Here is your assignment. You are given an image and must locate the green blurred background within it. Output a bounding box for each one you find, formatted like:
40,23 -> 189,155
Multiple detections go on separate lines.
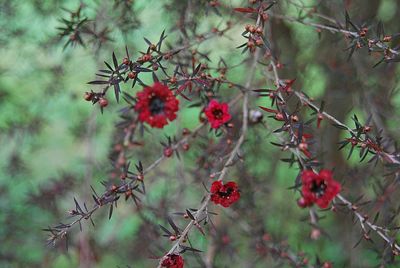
1,0 -> 400,267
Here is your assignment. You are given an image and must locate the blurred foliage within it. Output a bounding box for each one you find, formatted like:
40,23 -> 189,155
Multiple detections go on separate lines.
1,0 -> 400,267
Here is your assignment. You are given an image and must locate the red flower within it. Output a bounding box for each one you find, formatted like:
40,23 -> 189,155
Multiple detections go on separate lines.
299,169 -> 341,209
205,99 -> 231,129
135,82 -> 179,128
161,254 -> 184,268
210,181 -> 240,207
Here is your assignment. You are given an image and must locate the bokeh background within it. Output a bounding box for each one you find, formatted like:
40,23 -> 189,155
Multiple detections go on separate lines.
1,0 -> 400,267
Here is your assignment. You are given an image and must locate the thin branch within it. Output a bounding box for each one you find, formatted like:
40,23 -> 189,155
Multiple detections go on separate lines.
156,12 -> 263,268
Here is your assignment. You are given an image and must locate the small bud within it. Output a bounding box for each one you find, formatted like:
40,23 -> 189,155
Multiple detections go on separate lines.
222,235 -> 230,244
99,97 -> 108,107
122,57 -> 130,65
359,27 -> 368,37
262,233 -> 271,241
182,128 -> 191,135
68,210 -> 78,215
363,125 -> 371,132
182,143 -> 190,151
275,113 -> 284,121
361,142 -> 367,148
209,0 -> 218,7
310,228 -> 321,240
291,115 -> 299,122
142,54 -> 152,62
170,77 -> 177,84
383,35 -> 392,42
249,25 -> 256,33
350,139 -> 358,146
317,113 -> 324,128
262,13 -> 269,21
125,189 -> 132,198
114,144 -> 123,152
247,40 -> 255,48
298,142 -> 308,151
128,72 -> 137,79
84,92 -> 93,101
322,262 -> 332,268
297,197 -> 308,208
164,53 -> 172,60
255,39 -> 264,46
163,147 -> 173,157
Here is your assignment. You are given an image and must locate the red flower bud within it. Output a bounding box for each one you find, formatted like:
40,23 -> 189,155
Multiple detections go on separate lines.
122,57 -> 130,65
84,92 -> 93,101
99,97 -> 108,107
182,143 -> 190,151
275,113 -> 284,121
128,72 -> 137,79
163,147 -> 173,158
297,197 -> 308,208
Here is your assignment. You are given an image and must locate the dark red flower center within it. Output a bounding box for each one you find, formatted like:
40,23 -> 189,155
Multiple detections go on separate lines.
218,187 -> 233,197
310,181 -> 327,198
149,97 -> 165,115
212,108 -> 223,119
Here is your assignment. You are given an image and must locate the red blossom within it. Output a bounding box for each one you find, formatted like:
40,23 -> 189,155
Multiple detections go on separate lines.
299,169 -> 341,209
205,99 -> 231,129
161,254 -> 184,268
135,82 -> 179,128
210,180 -> 240,207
